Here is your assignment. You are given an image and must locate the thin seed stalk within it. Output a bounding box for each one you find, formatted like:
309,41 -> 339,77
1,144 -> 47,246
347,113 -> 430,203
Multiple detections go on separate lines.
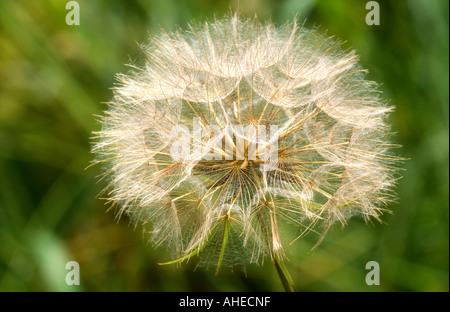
273,254 -> 297,292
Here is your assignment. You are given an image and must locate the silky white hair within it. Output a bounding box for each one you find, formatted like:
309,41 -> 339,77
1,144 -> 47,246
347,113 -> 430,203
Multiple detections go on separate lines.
92,15 -> 400,272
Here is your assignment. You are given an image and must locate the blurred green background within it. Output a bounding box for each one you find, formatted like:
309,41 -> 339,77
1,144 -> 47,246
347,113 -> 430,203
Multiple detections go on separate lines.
0,0 -> 448,292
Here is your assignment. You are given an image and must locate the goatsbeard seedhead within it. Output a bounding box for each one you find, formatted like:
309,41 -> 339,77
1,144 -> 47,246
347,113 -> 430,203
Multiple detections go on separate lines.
92,15 -> 401,274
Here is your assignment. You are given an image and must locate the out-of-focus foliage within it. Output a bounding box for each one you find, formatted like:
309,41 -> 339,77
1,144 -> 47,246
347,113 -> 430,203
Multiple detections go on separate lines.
0,0 -> 448,291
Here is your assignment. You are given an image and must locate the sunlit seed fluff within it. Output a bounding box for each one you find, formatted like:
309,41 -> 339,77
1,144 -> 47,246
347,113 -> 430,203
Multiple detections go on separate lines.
92,15 -> 400,273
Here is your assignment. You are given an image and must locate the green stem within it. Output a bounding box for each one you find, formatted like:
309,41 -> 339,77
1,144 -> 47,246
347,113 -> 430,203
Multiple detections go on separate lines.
273,255 -> 297,292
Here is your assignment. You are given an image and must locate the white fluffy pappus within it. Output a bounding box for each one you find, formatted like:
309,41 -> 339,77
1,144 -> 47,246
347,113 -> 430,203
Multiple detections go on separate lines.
92,15 -> 401,274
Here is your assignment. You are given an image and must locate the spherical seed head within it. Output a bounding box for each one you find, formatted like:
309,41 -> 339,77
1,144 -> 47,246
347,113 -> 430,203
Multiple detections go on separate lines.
92,15 -> 400,271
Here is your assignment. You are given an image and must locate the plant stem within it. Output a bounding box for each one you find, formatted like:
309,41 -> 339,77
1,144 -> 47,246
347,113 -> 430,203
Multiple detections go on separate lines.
273,255 -> 297,292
